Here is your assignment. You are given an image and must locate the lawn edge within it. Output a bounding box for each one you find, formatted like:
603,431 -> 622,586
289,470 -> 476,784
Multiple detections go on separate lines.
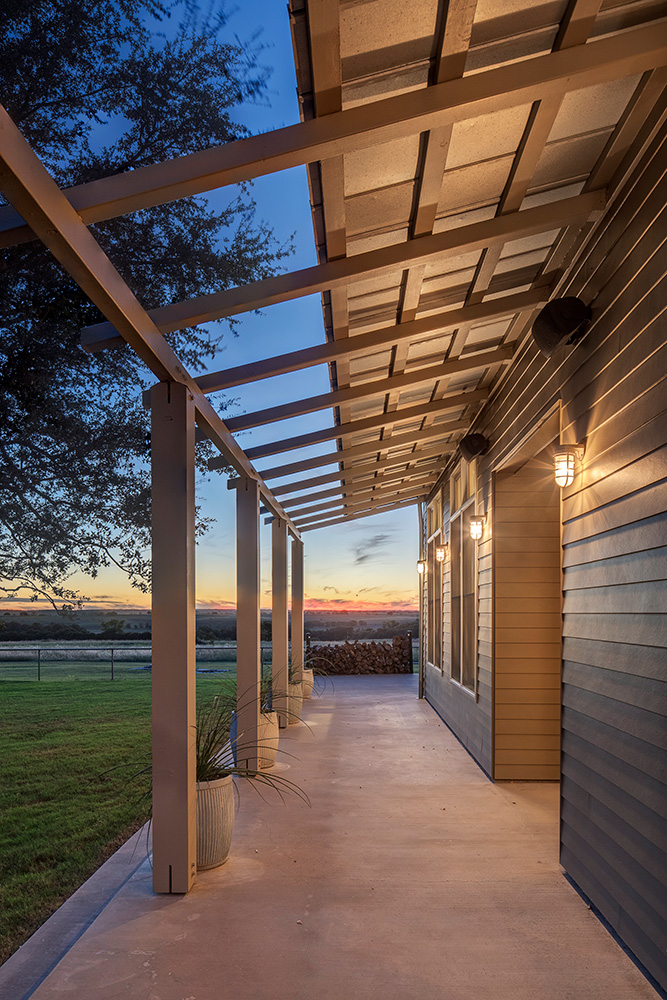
0,823 -> 151,1000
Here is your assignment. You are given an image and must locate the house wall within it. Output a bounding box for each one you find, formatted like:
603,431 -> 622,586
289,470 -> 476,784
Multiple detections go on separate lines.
423,124 -> 667,987
423,493 -> 494,778
493,454 -> 562,780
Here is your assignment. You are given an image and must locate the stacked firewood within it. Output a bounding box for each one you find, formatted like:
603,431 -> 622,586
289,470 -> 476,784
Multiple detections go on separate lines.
307,635 -> 413,674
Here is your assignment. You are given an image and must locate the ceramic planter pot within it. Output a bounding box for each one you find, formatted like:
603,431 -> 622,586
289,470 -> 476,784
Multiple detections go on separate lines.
302,668 -> 314,699
230,710 -> 279,768
288,681 -> 303,724
258,710 -> 279,768
196,774 -> 234,870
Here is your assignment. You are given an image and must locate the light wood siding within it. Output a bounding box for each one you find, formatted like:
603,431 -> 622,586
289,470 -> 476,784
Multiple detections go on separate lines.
424,487 -> 493,777
493,459 -> 561,780
462,124 -> 666,987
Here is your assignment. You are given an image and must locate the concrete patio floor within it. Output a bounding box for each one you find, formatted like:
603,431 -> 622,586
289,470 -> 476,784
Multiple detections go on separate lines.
2,675 -> 658,1000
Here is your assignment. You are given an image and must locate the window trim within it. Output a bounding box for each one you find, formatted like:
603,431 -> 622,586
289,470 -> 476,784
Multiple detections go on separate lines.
449,493 -> 479,700
425,492 -> 444,673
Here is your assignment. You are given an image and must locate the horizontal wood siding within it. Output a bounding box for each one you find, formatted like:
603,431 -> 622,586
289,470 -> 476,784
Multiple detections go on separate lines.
493,458 -> 562,779
466,124 -> 667,988
424,491 -> 493,777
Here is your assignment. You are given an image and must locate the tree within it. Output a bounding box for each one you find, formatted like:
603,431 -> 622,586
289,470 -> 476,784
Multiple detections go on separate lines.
0,0 -> 292,608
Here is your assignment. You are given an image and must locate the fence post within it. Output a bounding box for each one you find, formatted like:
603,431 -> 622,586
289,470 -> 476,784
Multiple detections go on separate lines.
37,648 -> 41,681
406,631 -> 412,672
110,647 -> 114,681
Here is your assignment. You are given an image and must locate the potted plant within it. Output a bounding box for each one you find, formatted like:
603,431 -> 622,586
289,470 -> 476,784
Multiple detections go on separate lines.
288,669 -> 303,725
196,692 -> 307,870
230,674 -> 280,769
301,666 -> 314,700
257,672 -> 279,768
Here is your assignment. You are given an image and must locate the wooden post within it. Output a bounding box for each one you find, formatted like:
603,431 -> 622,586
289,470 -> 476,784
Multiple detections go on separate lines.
151,382 -> 196,894
291,537 -> 305,680
272,518 -> 289,728
236,478 -> 260,770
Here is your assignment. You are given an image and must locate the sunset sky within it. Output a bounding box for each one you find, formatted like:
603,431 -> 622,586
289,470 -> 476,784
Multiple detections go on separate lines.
10,0 -> 419,613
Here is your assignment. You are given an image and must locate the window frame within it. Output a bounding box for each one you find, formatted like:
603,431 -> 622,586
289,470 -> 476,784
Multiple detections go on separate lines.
425,493 -> 444,673
449,463 -> 479,699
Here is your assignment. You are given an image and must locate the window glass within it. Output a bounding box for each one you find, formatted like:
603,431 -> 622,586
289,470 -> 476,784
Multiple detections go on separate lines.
450,515 -> 461,681
449,488 -> 477,695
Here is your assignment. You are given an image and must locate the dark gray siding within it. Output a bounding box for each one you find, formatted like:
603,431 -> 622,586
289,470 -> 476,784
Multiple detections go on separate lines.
556,126 -> 667,989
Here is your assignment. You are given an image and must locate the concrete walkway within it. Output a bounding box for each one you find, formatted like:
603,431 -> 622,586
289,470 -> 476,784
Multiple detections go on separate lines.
2,676 -> 658,999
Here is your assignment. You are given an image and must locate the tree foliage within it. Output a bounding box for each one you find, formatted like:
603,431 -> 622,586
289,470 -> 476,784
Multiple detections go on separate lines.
0,0 -> 292,607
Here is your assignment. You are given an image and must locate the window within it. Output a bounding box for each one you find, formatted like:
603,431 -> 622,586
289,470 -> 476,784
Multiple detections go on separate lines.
426,494 -> 443,671
449,463 -> 477,694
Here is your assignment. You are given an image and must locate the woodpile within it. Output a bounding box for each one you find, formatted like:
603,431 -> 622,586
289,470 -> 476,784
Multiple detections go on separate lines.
307,635 -> 413,674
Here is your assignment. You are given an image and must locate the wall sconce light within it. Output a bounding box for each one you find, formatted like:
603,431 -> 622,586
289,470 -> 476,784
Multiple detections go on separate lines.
435,545 -> 447,563
553,444 -> 584,487
469,515 -> 485,540
417,560 -> 426,575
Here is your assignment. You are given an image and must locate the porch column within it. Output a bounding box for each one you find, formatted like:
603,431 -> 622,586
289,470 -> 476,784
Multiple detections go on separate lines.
151,381 -> 196,894
291,537 -> 305,680
272,518 -> 289,728
236,477 -> 260,770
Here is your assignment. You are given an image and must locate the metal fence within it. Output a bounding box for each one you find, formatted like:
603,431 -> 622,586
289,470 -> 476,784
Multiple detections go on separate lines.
0,638 -> 418,681
0,644 -> 258,681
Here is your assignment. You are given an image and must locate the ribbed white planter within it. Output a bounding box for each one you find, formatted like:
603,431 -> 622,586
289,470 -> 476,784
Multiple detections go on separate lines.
302,668 -> 314,700
258,710 -> 279,768
196,774 -> 234,871
288,681 -> 303,724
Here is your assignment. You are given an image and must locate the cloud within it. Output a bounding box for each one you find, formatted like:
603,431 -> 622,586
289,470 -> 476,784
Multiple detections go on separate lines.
352,532 -> 393,565
195,598 -> 237,610
322,586 -> 340,594
355,586 -> 378,597
304,596 -> 418,612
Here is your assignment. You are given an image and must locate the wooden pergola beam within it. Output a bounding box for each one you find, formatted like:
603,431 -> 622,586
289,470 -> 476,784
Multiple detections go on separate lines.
193,288 -> 544,393
0,104 -> 301,540
231,423 -> 464,482
2,21 -> 664,250
290,485 -> 429,527
244,389 -> 487,461
267,443 -> 455,495
272,469 -> 438,519
267,458 -> 443,509
81,191 -> 604,347
299,497 -> 424,532
225,346 -> 511,432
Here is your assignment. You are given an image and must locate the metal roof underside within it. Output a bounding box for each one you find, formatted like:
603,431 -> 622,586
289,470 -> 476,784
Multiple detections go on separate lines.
280,0 -> 667,531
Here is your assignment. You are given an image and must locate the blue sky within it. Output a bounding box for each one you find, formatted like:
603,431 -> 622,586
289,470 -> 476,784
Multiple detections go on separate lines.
68,0 -> 420,611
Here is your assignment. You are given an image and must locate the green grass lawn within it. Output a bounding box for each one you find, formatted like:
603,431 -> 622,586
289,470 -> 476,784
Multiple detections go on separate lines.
0,673 -> 231,965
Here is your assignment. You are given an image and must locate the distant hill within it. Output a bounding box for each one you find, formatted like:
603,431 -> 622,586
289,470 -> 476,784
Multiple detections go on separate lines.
0,608 -> 418,642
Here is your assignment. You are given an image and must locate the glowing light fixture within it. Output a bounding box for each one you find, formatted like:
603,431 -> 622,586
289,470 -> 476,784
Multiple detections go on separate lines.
417,560 -> 426,575
553,444 -> 584,487
469,515 -> 485,540
435,545 -> 446,563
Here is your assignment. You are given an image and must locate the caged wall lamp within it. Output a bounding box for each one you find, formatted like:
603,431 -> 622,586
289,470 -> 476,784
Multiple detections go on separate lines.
469,515 -> 485,540
435,544 -> 447,563
554,444 -> 584,487
417,559 -> 426,575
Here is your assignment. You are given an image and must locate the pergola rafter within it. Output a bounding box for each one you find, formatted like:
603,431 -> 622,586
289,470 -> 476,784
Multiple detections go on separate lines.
225,346 -> 510,431
265,459 -> 444,510
269,470 -> 439,520
190,289 -> 544,393
243,390 -> 487,462
80,191 -> 603,348
298,497 -> 425,532
264,445 -> 454,495
1,18 -> 663,251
